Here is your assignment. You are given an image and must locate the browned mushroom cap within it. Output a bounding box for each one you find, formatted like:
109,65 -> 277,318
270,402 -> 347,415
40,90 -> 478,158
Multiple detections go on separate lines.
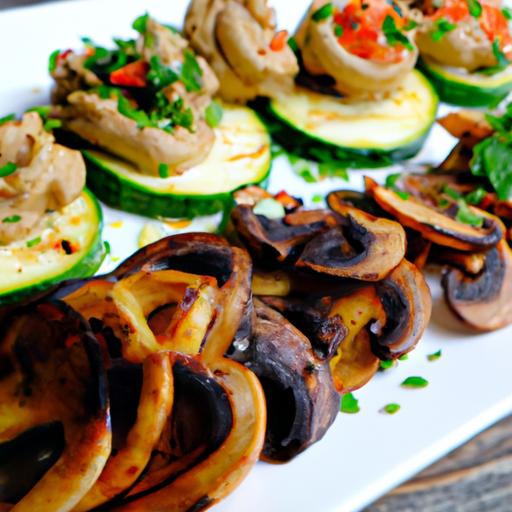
0,300 -> 111,510
231,299 -> 339,462
438,110 -> 493,148
442,240 -> 512,331
297,200 -> 406,281
431,247 -> 486,275
371,259 -> 432,359
231,204 -> 339,263
366,177 -> 504,251
326,189 -> 387,217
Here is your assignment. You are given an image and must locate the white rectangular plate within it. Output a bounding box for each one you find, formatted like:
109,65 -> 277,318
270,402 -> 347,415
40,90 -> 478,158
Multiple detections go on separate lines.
1,1 -> 512,511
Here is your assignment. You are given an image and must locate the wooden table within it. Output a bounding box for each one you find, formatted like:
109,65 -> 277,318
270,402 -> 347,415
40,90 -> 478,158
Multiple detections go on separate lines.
1,1 -> 510,510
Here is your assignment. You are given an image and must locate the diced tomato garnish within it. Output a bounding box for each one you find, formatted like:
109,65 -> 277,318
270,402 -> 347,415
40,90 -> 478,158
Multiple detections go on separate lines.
270,30 -> 289,52
110,60 -> 149,88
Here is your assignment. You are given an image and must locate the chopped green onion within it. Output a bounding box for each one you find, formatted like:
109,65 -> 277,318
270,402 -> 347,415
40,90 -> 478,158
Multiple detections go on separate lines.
48,49 -> 60,72
26,236 -> 42,248
0,162 -> 18,178
502,7 -> 512,20
288,36 -> 299,52
427,350 -> 442,362
2,215 -> 21,224
431,18 -> 457,42
466,0 -> 482,18
401,376 -> 429,388
403,19 -> 418,31
465,187 -> 487,205
335,25 -> 344,37
385,173 -> 409,200
382,403 -> 401,414
380,360 -> 394,370
104,240 -> 111,255
181,50 -> 203,92
312,194 -> 323,203
456,199 -> 484,228
479,39 -> 510,75
312,3 -> 334,22
398,354 -> 409,361
43,119 -> 62,132
340,392 -> 360,414
0,113 -> 15,126
443,185 -> 462,200
158,163 -> 170,178
253,198 -> 286,219
383,15 -> 414,51
205,101 -> 223,128
27,105 -> 52,120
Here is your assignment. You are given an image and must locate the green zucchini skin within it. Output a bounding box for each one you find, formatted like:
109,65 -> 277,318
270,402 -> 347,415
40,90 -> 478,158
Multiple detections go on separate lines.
0,190 -> 105,306
418,58 -> 512,107
261,70 -> 438,168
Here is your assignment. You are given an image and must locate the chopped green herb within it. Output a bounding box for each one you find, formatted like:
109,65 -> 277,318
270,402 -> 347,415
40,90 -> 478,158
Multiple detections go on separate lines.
2,215 -> 21,224
431,18 -> 457,42
479,39 -> 510,75
147,55 -> 179,89
335,25 -> 344,37
144,31 -> 155,49
456,199 -> 484,227
380,360 -> 394,370
27,105 -> 52,120
205,101 -> 223,128
117,95 -> 151,128
132,12 -> 149,34
26,236 -> 42,248
427,349 -> 442,362
48,49 -> 60,73
398,354 -> 409,361
340,392 -> 360,414
443,185 -> 462,200
0,113 -> 15,125
382,403 -> 401,414
253,198 -> 286,219
502,7 -> 512,20
312,3 -> 334,22
312,194 -> 323,203
385,173 -> 409,199
288,36 -> 299,53
0,162 -> 18,178
466,0 -> 482,18
382,15 -> 414,51
401,376 -> 429,388
180,50 -> 203,92
104,240 -> 111,255
300,168 -> 317,183
158,163 -> 170,178
43,119 -> 62,132
465,187 -> 487,205
403,19 -> 418,31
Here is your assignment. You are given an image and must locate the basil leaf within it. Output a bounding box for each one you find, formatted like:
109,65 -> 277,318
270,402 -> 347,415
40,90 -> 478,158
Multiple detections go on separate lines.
383,15 -> 414,51
312,3 -> 334,22
340,392 -> 360,414
0,162 -> 18,177
205,101 -> 223,128
401,376 -> 429,388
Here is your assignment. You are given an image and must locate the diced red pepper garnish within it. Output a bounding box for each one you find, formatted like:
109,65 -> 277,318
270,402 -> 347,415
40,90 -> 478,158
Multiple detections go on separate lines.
110,60 -> 149,88
270,30 -> 289,52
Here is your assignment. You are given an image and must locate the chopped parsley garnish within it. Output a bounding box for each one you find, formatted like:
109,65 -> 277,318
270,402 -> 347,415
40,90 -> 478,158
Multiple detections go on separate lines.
312,194 -> 323,203
456,199 -> 484,227
0,113 -> 15,125
27,105 -> 52,120
382,403 -> 401,414
380,359 -> 394,370
401,376 -> 429,388
180,50 -> 203,92
117,95 -> 152,129
431,18 -> 457,42
478,39 -> 510,76
312,3 -> 334,22
398,354 -> 409,361
288,36 -> 299,52
335,25 -> 344,37
427,350 -> 442,362
403,19 -> 418,31
26,236 -> 42,248
340,392 -> 360,414
205,101 -> 223,128
0,162 -> 18,178
443,185 -> 462,201
466,0 -> 482,18
158,163 -> 170,178
43,119 -> 62,132
502,7 -> 512,20
382,15 -> 414,51
2,215 -> 21,223
48,49 -> 60,72
465,187 -> 487,205
385,172 -> 410,200
132,12 -> 149,34
104,240 -> 111,255
147,55 -> 179,89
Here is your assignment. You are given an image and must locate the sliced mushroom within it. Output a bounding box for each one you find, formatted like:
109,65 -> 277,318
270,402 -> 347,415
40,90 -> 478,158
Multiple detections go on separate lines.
366,177 -> 504,251
231,204 -> 339,263
232,299 -> 339,462
297,201 -> 406,281
442,240 -> 512,331
438,110 -> 493,148
327,189 -> 387,217
432,247 -> 487,275
0,300 -> 111,511
371,259 -> 432,359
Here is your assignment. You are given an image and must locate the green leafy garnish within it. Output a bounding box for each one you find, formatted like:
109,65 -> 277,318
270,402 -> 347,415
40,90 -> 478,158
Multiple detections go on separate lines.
380,360 -> 394,370
27,105 -> 52,121
180,50 -> 203,92
0,113 -> 15,125
117,95 -> 151,128
26,236 -> 42,248
147,55 -> 179,89
443,185 -> 462,201
427,350 -> 442,362
312,3 -> 334,22
502,7 -> 512,20
104,240 -> 111,255
132,13 -> 149,34
465,187 -> 487,205
401,376 -> 429,388
340,392 -> 360,414
253,198 -> 286,219
43,119 -> 62,132
382,15 -> 414,51
2,215 -> 21,223
466,0 -> 482,18
478,39 -> 510,75
287,36 -> 299,53
456,199 -> 484,227
48,49 -> 60,72
398,354 -> 409,361
382,403 -> 401,414
205,101 -> 223,128
0,162 -> 18,178
431,18 -> 457,42
158,163 -> 170,178
318,161 -> 349,181
403,19 -> 418,31
312,194 -> 323,203
334,25 -> 344,37
385,172 -> 410,200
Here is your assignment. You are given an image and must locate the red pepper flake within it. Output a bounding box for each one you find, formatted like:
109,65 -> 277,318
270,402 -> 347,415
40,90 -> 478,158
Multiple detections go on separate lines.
270,30 -> 289,52
110,60 -> 149,88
